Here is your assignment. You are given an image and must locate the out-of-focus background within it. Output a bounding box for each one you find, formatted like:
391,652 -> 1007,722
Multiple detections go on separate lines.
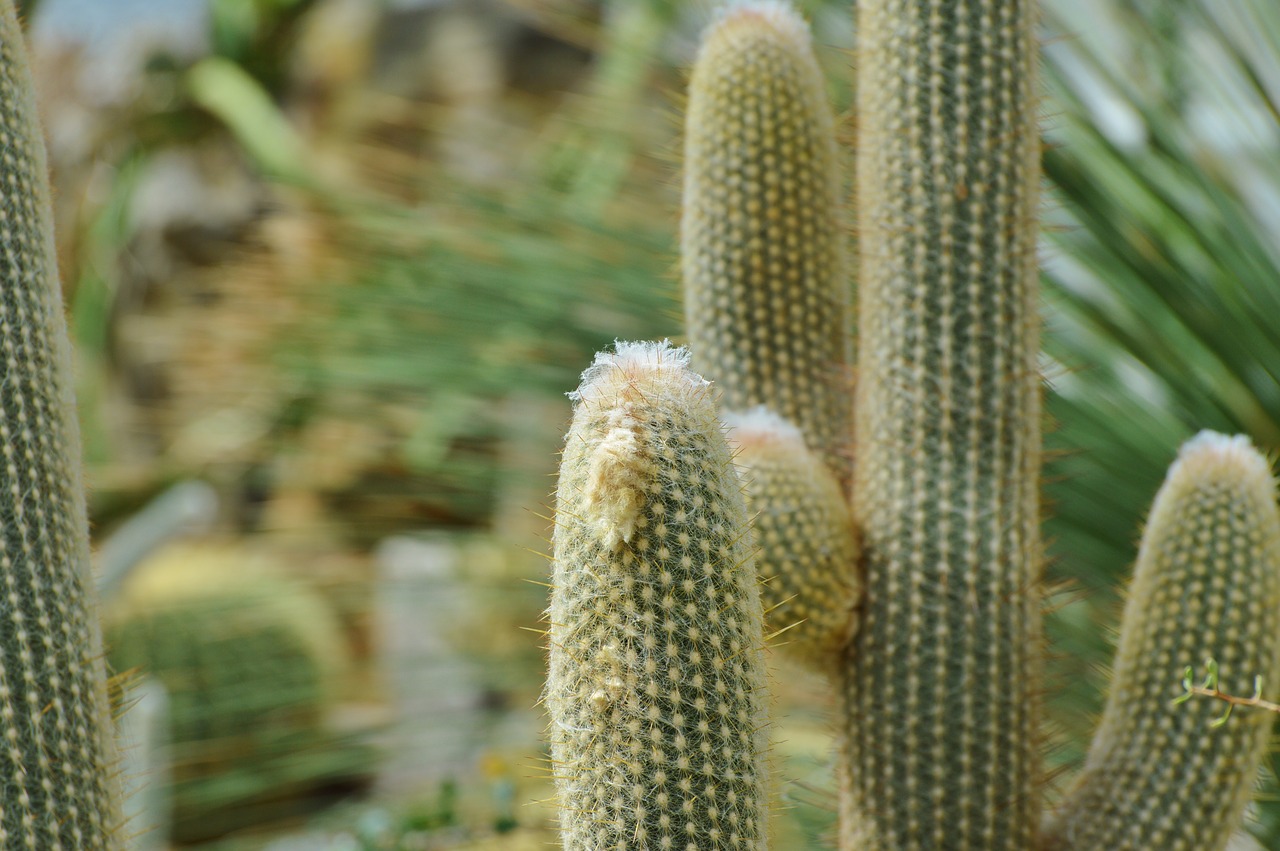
19,0 -> 1280,847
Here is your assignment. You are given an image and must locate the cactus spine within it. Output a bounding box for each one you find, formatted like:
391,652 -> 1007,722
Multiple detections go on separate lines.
842,0 -> 1043,847
0,1 -> 119,847
546,342 -> 769,851
1043,432 -> 1280,851
549,1 -> 1280,849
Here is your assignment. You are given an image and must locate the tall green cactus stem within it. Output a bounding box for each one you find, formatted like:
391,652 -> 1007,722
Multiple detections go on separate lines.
0,2 -> 119,847
842,0 -> 1042,847
1043,432 -> 1280,851
681,2 -> 851,487
724,408 -> 859,667
547,342 -> 769,851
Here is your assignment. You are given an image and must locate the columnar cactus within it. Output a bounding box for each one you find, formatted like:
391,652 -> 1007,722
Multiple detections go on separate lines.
546,343 -> 769,851
680,0 -> 851,485
546,1 -> 1280,850
842,0 -> 1043,846
0,1 -> 120,847
681,0 -> 860,673
1043,432 -> 1280,850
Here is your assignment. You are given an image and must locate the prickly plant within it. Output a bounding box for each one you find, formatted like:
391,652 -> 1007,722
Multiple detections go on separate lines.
0,1 -> 120,847
1042,433 -> 1280,850
547,343 -> 769,851
105,543 -> 369,843
546,1 -> 1280,850
681,0 -> 850,487
722,409 -> 858,668
841,0 -> 1042,845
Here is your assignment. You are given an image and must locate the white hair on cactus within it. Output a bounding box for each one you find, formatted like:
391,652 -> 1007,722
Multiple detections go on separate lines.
583,406 -> 654,549
570,341 -> 716,548
722,406 -> 805,449
709,1 -> 812,53
570,340 -> 709,406
1172,430 -> 1272,484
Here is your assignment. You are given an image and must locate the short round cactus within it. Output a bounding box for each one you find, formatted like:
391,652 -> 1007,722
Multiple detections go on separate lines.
106,543 -> 369,842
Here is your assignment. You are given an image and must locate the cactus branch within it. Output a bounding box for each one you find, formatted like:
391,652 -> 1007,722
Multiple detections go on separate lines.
840,0 -> 1044,847
724,408 -> 859,667
0,0 -> 120,846
681,1 -> 852,487
1043,432 -> 1280,851
546,342 -> 770,851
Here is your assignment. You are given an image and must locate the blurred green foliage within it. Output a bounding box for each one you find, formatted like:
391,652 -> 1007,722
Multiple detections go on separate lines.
208,0 -> 315,89
273,185 -> 678,527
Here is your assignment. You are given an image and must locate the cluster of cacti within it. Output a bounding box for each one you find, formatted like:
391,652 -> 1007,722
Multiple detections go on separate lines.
545,1 -> 1280,850
105,543 -> 373,842
0,1 -> 121,847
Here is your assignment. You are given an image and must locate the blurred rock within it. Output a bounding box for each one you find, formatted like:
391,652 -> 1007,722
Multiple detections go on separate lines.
373,536 -> 486,795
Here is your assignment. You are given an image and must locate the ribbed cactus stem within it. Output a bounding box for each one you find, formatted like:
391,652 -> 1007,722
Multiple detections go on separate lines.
547,342 -> 769,851
0,1 -> 120,847
842,0 -> 1042,847
724,408 -> 859,667
1043,432 -> 1280,851
681,1 -> 852,486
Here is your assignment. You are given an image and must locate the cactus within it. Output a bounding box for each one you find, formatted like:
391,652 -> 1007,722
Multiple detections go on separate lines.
680,0 -> 851,486
105,543 -> 371,843
0,1 -> 121,847
722,409 -> 859,667
842,0 -> 1043,846
680,0 -> 858,675
1042,432 -> 1280,850
546,342 -> 769,851
547,1 -> 1280,850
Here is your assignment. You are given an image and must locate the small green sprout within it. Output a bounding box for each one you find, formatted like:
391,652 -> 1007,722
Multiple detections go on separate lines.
1176,659 -> 1280,727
